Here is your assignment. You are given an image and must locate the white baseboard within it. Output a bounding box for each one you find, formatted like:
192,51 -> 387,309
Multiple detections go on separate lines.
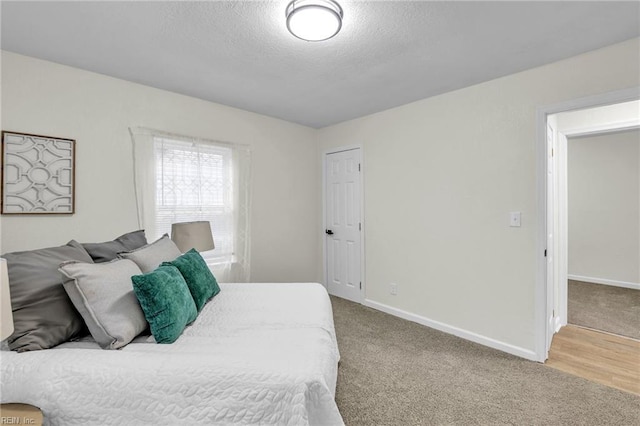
568,275 -> 640,291
362,299 -> 538,362
553,316 -> 562,333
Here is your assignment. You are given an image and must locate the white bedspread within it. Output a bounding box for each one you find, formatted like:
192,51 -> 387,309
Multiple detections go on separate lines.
0,283 -> 344,426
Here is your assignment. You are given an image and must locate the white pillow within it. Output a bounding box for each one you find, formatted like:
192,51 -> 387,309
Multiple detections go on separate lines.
118,234 -> 181,273
59,259 -> 147,349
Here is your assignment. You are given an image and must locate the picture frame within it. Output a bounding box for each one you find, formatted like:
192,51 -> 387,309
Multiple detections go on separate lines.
1,131 -> 76,214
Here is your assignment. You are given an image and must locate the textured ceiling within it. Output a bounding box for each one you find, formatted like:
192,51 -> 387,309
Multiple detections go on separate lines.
1,1 -> 639,128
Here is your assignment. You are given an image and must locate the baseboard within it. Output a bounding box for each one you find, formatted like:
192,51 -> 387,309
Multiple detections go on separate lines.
553,316 -> 562,333
568,275 -> 640,291
362,299 -> 538,362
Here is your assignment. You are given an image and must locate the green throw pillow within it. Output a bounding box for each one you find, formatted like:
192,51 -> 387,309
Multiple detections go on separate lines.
131,265 -> 197,344
162,249 -> 220,312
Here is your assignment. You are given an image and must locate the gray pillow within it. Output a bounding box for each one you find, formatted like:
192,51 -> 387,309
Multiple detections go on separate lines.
59,258 -> 148,349
1,240 -> 93,352
81,230 -> 148,263
119,234 -> 182,273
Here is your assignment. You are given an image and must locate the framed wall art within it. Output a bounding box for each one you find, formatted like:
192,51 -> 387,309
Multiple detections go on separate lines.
1,131 -> 75,214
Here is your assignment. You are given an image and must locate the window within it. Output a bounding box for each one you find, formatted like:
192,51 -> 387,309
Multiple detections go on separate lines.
130,128 -> 251,282
154,137 -> 233,263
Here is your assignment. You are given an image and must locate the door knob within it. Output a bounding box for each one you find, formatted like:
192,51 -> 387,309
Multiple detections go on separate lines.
325,229 -> 334,235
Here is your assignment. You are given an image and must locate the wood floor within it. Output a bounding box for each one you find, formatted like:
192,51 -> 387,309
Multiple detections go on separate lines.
546,325 -> 640,396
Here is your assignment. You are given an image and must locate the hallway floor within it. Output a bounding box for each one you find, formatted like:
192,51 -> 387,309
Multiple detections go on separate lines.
546,324 -> 640,396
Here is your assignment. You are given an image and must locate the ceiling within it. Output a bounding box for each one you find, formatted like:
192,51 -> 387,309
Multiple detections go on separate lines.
1,1 -> 639,128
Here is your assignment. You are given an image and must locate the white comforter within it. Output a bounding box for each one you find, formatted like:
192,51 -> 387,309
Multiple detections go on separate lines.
0,283 -> 343,426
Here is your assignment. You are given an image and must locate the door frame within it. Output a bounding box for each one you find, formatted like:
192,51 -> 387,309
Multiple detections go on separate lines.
322,145 -> 365,303
534,87 -> 640,362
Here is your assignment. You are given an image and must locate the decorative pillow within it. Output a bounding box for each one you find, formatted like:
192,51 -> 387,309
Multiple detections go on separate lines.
119,234 -> 181,273
131,265 -> 197,344
162,249 -> 220,312
59,258 -> 148,349
1,240 -> 93,352
81,230 -> 148,263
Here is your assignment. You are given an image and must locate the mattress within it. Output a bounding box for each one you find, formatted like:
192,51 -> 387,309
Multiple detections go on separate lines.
0,283 -> 343,426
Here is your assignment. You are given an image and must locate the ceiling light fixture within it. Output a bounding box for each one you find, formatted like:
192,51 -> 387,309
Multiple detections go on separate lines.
286,0 -> 343,42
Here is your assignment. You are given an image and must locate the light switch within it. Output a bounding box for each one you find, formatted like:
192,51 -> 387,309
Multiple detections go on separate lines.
510,212 -> 521,227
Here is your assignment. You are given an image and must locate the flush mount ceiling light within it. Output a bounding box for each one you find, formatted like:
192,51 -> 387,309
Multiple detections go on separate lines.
286,0 -> 343,42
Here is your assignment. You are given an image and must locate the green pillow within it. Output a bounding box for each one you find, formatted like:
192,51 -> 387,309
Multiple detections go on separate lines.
131,265 -> 197,344
162,249 -> 220,312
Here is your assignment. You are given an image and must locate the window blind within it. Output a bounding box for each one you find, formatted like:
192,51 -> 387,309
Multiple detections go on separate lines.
153,137 -> 234,263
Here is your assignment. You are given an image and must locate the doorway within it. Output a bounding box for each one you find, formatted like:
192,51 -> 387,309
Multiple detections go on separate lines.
549,103 -> 639,341
323,147 -> 363,303
538,91 -> 640,361
565,128 -> 640,339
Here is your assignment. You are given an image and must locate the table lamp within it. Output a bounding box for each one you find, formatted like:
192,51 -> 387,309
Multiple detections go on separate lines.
171,221 -> 215,253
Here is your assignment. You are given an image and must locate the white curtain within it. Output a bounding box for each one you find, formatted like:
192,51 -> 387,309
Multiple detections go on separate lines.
129,127 -> 251,282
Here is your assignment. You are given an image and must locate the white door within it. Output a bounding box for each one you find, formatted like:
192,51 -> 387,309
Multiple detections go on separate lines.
546,116 -> 558,353
325,148 -> 362,302
557,130 -> 569,329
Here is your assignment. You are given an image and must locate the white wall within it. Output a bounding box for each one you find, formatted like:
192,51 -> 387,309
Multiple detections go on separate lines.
317,38 -> 640,356
0,51 -> 320,283
568,129 -> 640,285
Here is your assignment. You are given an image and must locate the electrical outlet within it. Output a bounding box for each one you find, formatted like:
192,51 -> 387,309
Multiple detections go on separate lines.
510,212 -> 521,227
390,283 -> 398,295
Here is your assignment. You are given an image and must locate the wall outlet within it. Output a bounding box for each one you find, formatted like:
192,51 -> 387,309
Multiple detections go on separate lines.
390,283 -> 398,295
510,211 -> 521,227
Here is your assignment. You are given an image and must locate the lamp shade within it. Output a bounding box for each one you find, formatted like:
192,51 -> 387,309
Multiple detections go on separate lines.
1,258 -> 14,341
171,221 -> 215,253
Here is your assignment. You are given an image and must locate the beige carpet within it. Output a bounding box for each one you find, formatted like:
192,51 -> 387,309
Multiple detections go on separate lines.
331,296 -> 640,426
568,280 -> 640,340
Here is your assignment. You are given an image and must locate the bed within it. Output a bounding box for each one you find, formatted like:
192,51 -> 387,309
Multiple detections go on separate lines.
0,282 -> 343,425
